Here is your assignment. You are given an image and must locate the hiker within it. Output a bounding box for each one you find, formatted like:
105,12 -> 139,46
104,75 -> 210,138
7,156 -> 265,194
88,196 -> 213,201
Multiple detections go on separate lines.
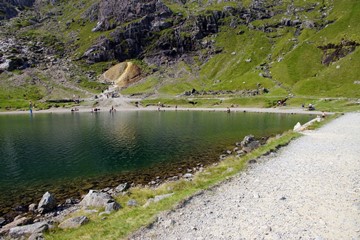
29,101 -> 33,114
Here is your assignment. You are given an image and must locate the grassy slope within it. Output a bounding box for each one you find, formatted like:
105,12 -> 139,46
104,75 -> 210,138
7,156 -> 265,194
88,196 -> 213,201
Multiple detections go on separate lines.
123,0 -> 360,112
272,0 -> 360,97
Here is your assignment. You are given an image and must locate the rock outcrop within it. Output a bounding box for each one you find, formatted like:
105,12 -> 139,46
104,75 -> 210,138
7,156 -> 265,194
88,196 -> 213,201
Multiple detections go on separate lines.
102,62 -> 142,88
0,0 -> 35,20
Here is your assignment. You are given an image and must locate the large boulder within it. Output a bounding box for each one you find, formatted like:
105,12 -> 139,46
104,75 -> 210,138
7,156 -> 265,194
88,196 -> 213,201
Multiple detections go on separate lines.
0,217 -> 31,235
80,190 -> 114,208
8,222 -> 49,238
38,192 -> 57,214
240,135 -> 260,153
58,216 -> 89,229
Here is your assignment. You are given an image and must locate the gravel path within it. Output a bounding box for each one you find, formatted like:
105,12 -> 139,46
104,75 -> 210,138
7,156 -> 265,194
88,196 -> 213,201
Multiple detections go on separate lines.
130,113 -> 360,240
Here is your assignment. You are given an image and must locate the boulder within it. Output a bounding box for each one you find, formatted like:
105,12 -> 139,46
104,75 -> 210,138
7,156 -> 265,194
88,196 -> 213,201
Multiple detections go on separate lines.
105,202 -> 122,212
38,192 -> 57,214
115,182 -> 130,192
240,135 -> 260,153
242,141 -> 260,153
0,217 -> 31,235
293,122 -> 301,131
240,135 -> 255,148
58,216 -> 89,229
0,217 -> 5,227
80,190 -> 114,208
8,222 -> 49,238
28,203 -> 37,212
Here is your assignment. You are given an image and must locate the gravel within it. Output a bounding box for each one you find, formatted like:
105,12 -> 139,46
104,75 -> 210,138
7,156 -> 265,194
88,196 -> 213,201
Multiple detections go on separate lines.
130,113 -> 360,240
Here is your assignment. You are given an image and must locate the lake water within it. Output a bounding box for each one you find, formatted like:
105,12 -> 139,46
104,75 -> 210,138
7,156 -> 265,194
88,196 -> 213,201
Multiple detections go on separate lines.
0,110 -> 312,217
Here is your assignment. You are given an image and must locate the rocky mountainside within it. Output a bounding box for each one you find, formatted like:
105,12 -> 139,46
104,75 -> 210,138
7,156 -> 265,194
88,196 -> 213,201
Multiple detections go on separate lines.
0,0 -> 359,110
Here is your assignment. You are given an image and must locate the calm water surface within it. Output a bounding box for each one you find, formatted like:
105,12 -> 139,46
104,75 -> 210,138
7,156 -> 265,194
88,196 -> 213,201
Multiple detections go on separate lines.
0,111 -> 312,216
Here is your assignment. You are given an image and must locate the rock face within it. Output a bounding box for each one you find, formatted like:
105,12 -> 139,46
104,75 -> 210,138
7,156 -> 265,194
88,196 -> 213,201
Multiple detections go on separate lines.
58,216 -> 89,229
102,62 -> 142,87
38,192 -> 57,213
0,0 -> 35,20
81,0 -> 232,65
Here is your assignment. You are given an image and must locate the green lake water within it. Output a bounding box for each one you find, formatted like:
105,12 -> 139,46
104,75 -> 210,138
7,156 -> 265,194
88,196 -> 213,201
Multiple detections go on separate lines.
0,111 -> 312,217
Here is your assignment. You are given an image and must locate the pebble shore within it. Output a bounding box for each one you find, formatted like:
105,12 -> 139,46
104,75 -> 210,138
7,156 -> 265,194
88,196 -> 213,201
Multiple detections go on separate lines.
130,113 -> 360,240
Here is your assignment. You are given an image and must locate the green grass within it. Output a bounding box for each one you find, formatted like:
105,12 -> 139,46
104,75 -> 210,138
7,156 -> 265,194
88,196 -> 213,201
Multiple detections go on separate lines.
45,130 -> 302,240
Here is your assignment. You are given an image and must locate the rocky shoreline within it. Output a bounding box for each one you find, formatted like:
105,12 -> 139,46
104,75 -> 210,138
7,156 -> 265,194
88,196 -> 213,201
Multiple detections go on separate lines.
0,133 -> 271,239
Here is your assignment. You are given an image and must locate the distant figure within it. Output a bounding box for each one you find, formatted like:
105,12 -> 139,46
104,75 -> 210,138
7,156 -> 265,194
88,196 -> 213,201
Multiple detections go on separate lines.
110,106 -> 116,113
227,107 -> 231,113
175,105 -> 178,111
29,101 -> 33,114
308,103 -> 315,111
322,111 -> 326,118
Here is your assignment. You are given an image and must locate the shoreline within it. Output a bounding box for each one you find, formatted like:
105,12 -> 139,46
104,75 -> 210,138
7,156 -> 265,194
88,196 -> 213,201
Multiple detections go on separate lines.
0,105 -> 328,115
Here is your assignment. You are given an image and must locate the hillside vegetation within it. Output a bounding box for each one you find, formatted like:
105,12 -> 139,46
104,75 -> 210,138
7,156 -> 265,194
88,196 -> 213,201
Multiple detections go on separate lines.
0,0 -> 359,112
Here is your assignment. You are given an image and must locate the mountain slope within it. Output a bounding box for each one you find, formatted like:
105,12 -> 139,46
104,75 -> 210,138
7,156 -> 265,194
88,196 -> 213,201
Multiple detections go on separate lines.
0,0 -> 359,111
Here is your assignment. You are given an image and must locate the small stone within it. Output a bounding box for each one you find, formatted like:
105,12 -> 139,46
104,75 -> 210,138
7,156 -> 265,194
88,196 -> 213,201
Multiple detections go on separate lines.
28,204 -> 37,212
105,202 -> 122,212
183,173 -> 193,179
127,199 -> 138,207
280,196 -> 286,200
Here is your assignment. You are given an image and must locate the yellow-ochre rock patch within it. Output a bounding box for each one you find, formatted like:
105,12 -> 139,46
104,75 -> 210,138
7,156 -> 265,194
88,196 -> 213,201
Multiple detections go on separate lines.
102,62 -> 141,87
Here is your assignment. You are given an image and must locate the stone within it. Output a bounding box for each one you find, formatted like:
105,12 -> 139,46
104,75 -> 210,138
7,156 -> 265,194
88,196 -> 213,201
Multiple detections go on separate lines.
127,199 -> 138,207
28,203 -> 37,212
105,202 -> 122,212
249,159 -> 257,164
242,141 -> 260,153
154,193 -> 174,202
293,122 -> 302,131
0,217 -> 5,226
183,173 -> 193,179
28,232 -> 44,240
144,193 -> 174,207
240,135 -> 255,147
38,192 -> 57,214
9,222 -> 49,238
80,190 -> 114,208
58,216 -> 89,229
0,217 -> 31,234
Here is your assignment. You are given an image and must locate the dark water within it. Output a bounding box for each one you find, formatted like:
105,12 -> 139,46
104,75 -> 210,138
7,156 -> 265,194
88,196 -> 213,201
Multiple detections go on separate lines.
0,111 -> 312,216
